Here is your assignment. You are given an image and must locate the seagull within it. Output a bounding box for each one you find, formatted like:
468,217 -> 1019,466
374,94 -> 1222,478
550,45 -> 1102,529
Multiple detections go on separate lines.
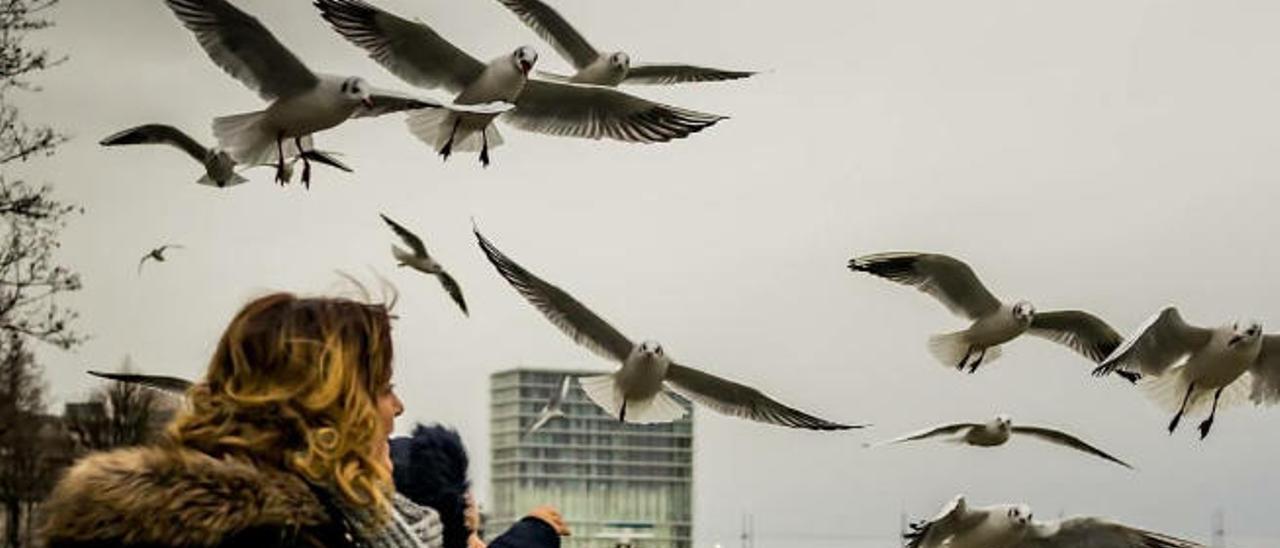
88,370 -> 194,395
848,252 -> 1137,381
474,225 -> 861,430
380,214 -> 468,316
162,0 -> 495,187
315,0 -> 726,167
495,0 -> 755,86
905,495 -> 1204,548
526,375 -> 571,435
1093,306 -> 1280,439
138,245 -> 184,275
100,123 -> 352,187
870,414 -> 1131,468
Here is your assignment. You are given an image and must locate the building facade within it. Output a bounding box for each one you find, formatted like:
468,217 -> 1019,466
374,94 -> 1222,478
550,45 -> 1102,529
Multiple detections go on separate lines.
489,368 -> 693,548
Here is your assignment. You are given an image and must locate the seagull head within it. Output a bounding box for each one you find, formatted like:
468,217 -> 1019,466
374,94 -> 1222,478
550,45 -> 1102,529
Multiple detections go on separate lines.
1011,301 -> 1035,322
512,46 -> 538,76
1006,505 -> 1033,528
1229,320 -> 1262,347
637,340 -> 665,358
610,51 -> 631,71
341,76 -> 374,109
993,414 -> 1013,430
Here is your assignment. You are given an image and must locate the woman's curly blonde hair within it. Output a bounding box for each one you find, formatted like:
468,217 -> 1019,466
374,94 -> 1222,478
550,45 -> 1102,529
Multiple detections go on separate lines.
168,292 -> 396,516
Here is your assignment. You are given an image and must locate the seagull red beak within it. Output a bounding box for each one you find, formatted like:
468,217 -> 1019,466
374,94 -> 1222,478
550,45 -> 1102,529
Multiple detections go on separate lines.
519,60 -> 533,75
362,97 -> 374,109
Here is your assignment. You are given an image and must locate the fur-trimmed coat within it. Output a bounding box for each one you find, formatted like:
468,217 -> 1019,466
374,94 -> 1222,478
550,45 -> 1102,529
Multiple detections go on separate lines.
40,445 -> 357,547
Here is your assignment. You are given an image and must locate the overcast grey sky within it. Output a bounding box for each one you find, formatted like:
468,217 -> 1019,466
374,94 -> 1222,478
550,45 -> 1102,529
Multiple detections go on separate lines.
12,0 -> 1280,546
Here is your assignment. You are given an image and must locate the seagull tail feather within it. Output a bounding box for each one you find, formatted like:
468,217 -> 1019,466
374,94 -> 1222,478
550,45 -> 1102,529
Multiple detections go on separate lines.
212,110 -> 276,166
197,172 -> 249,188
406,109 -> 504,154
927,331 -> 974,368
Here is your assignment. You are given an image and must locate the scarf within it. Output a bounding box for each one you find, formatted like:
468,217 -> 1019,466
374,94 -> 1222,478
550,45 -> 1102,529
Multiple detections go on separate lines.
337,492 -> 446,548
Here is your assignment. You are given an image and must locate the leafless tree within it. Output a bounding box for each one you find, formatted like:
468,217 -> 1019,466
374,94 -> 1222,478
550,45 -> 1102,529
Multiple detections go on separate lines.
0,333 -> 60,548
66,358 -> 167,451
0,0 -> 81,351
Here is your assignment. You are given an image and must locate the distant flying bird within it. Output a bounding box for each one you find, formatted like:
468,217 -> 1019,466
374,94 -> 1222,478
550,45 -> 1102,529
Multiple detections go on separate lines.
848,252 -> 1136,381
138,245 -> 184,275
162,0 -> 494,187
526,376 -> 571,435
100,123 -> 352,188
905,495 -> 1203,548
1093,306 -> 1280,439
474,225 -> 861,430
495,0 -> 756,86
315,0 -> 725,167
88,370 -> 194,394
381,214 -> 468,316
870,414 -> 1131,469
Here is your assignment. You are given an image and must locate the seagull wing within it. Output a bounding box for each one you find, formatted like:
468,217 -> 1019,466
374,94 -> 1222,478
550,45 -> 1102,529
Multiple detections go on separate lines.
1017,517 -> 1204,548
848,252 -> 1002,320
88,371 -> 194,395
137,254 -> 151,276
506,80 -> 725,143
473,226 -> 635,363
315,0 -> 484,94
905,496 -> 985,548
664,362 -> 861,431
1028,310 -> 1124,363
624,64 -> 756,85
525,410 -> 557,435
1096,307 -> 1213,377
380,213 -> 428,256
436,270 -> 469,316
100,124 -> 210,163
495,0 -> 600,69
872,422 -> 977,447
547,375 -> 570,409
1248,335 -> 1280,405
1011,425 -> 1131,469
353,92 -> 445,118
165,0 -> 318,100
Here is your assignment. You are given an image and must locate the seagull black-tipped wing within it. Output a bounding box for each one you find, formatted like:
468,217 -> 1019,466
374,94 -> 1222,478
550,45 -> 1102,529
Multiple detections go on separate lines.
436,271 -> 469,316
165,0 -> 318,100
624,64 -> 756,85
1029,310 -> 1124,364
848,252 -> 1003,320
354,93 -> 444,118
1011,425 -> 1132,469
874,422 -> 978,446
315,0 -> 484,94
380,214 -> 428,256
1018,517 -> 1204,548
1094,307 -> 1213,377
474,227 -> 634,363
495,0 -> 600,69
88,371 -> 194,394
664,362 -> 861,431
507,80 -> 725,143
100,124 -> 211,163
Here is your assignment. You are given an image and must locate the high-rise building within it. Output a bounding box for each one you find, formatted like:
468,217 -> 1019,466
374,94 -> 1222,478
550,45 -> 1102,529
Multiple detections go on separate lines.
489,368 -> 694,548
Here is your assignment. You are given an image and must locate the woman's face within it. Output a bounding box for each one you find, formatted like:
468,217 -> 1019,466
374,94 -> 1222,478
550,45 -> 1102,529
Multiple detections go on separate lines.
371,381 -> 404,470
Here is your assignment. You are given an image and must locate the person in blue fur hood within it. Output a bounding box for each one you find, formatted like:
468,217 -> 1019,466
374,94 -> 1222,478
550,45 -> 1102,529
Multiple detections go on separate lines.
390,424 -> 569,548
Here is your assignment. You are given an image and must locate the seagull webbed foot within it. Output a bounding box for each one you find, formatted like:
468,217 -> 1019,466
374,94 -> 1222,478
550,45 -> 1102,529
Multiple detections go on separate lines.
1198,417 -> 1214,440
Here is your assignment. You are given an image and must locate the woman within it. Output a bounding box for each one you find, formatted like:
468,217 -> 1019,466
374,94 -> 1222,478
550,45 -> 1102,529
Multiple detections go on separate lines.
41,292 -> 420,547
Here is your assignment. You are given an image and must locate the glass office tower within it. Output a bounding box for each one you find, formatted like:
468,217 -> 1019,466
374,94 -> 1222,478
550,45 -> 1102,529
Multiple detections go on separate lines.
489,368 -> 693,548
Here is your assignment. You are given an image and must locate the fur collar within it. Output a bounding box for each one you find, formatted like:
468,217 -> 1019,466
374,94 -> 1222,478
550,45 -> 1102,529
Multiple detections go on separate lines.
42,444 -> 330,546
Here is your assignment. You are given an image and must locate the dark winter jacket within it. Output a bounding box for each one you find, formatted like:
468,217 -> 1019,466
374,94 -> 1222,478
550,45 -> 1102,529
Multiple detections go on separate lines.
40,445 -> 358,548
389,424 -> 559,548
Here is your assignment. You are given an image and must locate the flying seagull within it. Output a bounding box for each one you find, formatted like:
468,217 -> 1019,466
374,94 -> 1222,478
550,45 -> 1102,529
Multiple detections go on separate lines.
526,375 -> 571,435
495,0 -> 755,86
1093,306 -> 1280,439
100,123 -> 352,187
848,252 -> 1136,381
474,225 -> 860,430
138,245 -> 184,275
315,0 -> 725,167
870,414 -> 1131,469
88,370 -> 194,395
163,0 -> 499,187
905,495 -> 1204,548
381,214 -> 468,316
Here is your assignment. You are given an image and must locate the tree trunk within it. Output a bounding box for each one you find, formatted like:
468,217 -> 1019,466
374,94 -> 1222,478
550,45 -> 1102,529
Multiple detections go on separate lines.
5,498 -> 20,548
